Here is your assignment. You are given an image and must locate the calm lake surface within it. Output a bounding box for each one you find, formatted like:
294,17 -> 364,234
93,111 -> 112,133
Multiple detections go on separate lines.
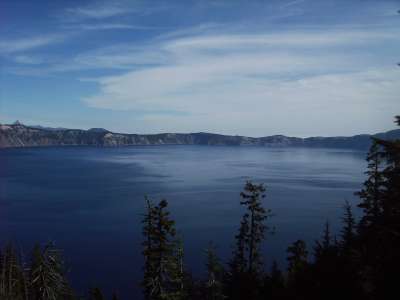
0,145 -> 366,298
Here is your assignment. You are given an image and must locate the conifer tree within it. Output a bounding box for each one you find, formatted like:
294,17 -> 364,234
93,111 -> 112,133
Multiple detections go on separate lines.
340,201 -> 356,252
167,238 -> 186,300
359,115 -> 400,298
228,181 -> 271,300
287,240 -> 308,277
379,116 -> 400,235
229,216 -> 248,276
239,181 -> 270,274
230,182 -> 270,275
29,242 -> 71,300
142,197 -> 156,300
0,244 -> 28,300
286,239 -> 313,299
336,201 -> 365,299
141,198 -> 184,300
204,243 -> 225,300
314,221 -> 333,260
356,141 -> 386,230
312,221 -> 354,300
375,116 -> 400,225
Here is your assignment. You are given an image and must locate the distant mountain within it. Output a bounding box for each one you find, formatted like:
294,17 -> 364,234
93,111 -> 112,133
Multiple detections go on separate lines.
0,122 -> 399,149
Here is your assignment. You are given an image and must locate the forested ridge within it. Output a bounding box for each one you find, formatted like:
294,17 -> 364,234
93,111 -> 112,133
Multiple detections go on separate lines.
1,116 -> 399,300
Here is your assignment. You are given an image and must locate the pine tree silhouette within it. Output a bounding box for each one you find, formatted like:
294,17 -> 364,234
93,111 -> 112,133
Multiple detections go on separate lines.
141,197 -> 184,300
356,141 -> 386,231
30,242 -> 71,300
287,240 -> 308,277
204,243 -> 225,300
228,181 -> 271,300
340,201 -> 356,252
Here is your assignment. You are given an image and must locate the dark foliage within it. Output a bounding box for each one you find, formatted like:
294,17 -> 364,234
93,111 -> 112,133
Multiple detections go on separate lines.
226,182 -> 271,300
141,198 -> 186,300
0,242 -> 73,300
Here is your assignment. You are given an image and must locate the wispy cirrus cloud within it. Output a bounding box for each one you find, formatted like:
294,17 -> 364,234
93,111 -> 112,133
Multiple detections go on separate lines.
17,26 -> 396,73
13,55 -> 44,65
160,31 -> 398,60
0,34 -> 67,54
280,0 -> 306,9
65,2 -> 133,20
58,1 -> 167,34
76,26 -> 400,136
63,0 -> 164,21
39,43 -> 168,73
63,23 -> 159,31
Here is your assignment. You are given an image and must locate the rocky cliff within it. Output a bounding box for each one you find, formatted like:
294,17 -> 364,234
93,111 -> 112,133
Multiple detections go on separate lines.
0,122 -> 399,149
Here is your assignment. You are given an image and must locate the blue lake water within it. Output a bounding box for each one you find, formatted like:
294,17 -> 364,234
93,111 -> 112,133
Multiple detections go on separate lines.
0,145 -> 366,298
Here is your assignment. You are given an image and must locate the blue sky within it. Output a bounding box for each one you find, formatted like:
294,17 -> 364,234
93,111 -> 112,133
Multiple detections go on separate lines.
1,0 -> 399,136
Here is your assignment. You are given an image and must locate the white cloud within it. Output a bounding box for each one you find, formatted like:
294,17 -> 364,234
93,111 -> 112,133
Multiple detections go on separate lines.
80,28 -> 400,136
94,68 -> 400,136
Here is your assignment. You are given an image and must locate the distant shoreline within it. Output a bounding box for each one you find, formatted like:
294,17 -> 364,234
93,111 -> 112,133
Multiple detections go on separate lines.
1,122 -> 399,149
